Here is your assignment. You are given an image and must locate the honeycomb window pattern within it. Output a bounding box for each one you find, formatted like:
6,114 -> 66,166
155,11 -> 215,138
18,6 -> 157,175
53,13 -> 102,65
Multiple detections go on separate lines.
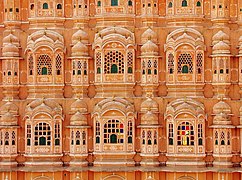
104,51 -> 124,74
177,53 -> 193,73
196,53 -> 203,73
127,51 -> 133,73
37,54 -> 52,75
55,54 -> 62,75
168,53 -> 174,74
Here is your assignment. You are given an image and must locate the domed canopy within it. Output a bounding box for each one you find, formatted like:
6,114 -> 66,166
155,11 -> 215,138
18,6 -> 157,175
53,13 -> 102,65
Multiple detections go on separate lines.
212,30 -> 230,45
0,112 -> 18,126
141,28 -> 157,44
141,40 -> 158,56
0,101 -> 18,115
70,111 -> 87,126
3,33 -> 19,46
70,99 -> 88,114
141,98 -> 158,113
213,101 -> 231,114
71,41 -> 88,57
141,111 -> 158,125
2,43 -> 19,57
212,101 -> 232,126
72,29 -> 88,44
212,41 -> 230,55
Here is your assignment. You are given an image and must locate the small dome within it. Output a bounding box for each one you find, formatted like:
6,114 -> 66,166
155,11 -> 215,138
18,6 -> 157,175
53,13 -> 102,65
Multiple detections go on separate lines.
72,29 -> 88,44
141,98 -> 158,112
0,101 -> 18,114
71,41 -> 88,57
70,111 -> 87,126
141,40 -> 158,56
3,33 -> 19,46
141,28 -> 157,44
2,43 -> 19,57
0,112 -> 18,126
70,99 -> 88,113
141,111 -> 158,125
212,41 -> 230,55
212,30 -> 230,45
213,101 -> 231,114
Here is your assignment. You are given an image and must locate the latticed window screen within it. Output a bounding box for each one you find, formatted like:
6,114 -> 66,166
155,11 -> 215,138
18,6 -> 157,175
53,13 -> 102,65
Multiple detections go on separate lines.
127,52 -> 133,73
168,53 -> 174,74
177,53 -> 193,73
154,60 -> 158,74
71,130 -> 74,145
177,122 -> 194,146
14,62 -> 18,76
27,125 -> 31,146
56,54 -> 62,75
142,130 -> 145,144
96,52 -> 101,73
103,120 -> 124,143
76,131 -> 81,145
221,131 -> 225,145
5,132 -> 9,145
169,124 -> 173,145
82,131 -> 86,145
104,51 -> 124,74
127,121 -> 133,143
142,60 -> 146,74
37,54 -> 52,75
147,60 -> 152,74
196,53 -> 203,74
147,130 -> 152,145
0,131 -> 2,145
12,131 -> 16,145
227,131 -> 230,145
96,121 -> 100,143
215,130 -> 218,145
198,124 -> 203,145
54,123 -> 60,145
34,122 -> 51,146
154,130 -> 157,144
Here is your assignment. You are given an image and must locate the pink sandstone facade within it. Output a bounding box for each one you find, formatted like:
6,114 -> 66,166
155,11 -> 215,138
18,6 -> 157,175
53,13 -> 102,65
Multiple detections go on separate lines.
0,0 -> 242,180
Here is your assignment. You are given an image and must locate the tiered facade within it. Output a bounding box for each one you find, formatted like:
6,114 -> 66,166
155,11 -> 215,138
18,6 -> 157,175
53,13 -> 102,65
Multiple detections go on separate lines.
0,0 -> 242,180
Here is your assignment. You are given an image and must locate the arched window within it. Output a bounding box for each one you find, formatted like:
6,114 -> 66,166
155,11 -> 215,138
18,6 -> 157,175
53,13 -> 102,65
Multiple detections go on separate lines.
111,0 -> 118,6
177,122 -> 194,146
111,64 -> 118,73
182,65 -> 189,73
128,0 -> 132,6
128,67 -> 132,73
168,2 -> 173,8
196,1 -> 201,7
182,0 -> 188,7
104,120 -> 124,144
39,137 -> 46,145
110,134 -> 117,143
42,67 -> 48,75
30,4 -> 34,10
97,1 -> 101,6
43,3 -> 49,9
57,4 -> 62,9
97,67 -> 101,74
